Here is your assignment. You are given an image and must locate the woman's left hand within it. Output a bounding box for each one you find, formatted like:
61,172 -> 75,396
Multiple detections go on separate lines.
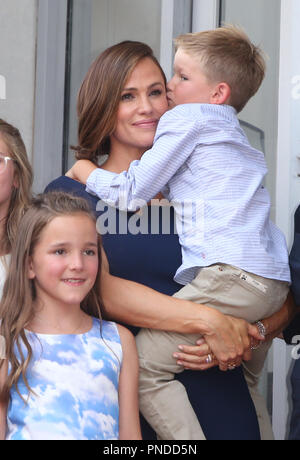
173,339 -> 220,371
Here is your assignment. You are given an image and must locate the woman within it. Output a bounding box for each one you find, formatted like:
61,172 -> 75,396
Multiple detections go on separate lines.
0,119 -> 33,295
46,41 -> 295,440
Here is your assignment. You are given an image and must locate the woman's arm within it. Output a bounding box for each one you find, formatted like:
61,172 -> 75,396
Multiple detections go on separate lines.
171,291 -> 298,370
101,250 -> 263,370
117,325 -> 142,440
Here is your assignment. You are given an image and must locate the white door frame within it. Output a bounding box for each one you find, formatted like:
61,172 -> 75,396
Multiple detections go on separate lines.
160,0 -> 175,81
33,0 -> 68,193
192,0 -> 219,31
273,0 -> 300,441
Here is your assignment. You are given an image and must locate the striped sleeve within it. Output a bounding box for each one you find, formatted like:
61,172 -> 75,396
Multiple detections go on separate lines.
86,108 -> 201,210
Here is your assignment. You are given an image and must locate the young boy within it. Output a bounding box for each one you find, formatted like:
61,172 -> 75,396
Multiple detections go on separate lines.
68,26 -> 290,439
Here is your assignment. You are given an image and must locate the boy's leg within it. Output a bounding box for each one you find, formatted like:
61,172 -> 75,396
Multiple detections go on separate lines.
137,264 -> 289,440
136,328 -> 206,440
242,343 -> 274,440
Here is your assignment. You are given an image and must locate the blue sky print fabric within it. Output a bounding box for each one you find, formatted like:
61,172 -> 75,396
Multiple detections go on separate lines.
6,318 -> 122,440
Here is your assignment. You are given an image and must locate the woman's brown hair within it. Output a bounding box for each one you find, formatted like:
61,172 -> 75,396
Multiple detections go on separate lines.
72,41 -> 167,164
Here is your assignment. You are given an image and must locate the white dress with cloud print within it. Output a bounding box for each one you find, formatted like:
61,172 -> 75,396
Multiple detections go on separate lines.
6,318 -> 122,440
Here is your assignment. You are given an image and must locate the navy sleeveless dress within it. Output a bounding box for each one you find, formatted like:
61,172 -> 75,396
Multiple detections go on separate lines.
45,176 -> 260,440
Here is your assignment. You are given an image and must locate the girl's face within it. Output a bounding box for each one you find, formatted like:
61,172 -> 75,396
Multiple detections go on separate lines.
28,214 -> 99,310
110,57 -> 168,156
0,135 -> 17,213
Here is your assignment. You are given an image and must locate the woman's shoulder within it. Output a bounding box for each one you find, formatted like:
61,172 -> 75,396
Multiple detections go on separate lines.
45,175 -> 85,194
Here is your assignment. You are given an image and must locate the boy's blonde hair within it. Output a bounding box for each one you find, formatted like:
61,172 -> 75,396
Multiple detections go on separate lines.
174,25 -> 266,112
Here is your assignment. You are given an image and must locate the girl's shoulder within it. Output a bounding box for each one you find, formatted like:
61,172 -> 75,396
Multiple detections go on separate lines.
91,319 -> 135,358
91,318 -> 123,350
114,324 -> 137,357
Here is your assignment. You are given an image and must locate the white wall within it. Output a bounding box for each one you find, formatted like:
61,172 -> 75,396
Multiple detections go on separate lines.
221,0 -> 281,220
91,0 -> 162,61
67,0 -> 163,169
0,0 -> 37,160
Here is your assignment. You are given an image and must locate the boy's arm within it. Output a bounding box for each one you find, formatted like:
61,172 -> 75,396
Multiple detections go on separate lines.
117,325 -> 142,440
66,159 -> 97,184
86,109 -> 201,210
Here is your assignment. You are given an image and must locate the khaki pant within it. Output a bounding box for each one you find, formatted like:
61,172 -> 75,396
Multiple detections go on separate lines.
136,263 -> 289,440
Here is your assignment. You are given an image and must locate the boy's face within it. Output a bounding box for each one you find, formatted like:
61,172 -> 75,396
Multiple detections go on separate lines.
167,48 -> 216,107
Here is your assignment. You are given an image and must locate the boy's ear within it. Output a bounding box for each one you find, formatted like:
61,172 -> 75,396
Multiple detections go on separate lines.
210,82 -> 231,105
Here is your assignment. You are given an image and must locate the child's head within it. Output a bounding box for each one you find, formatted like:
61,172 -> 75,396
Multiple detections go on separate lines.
0,191 -> 102,400
73,40 -> 167,163
12,191 -> 101,313
169,25 -> 266,113
0,119 -> 33,254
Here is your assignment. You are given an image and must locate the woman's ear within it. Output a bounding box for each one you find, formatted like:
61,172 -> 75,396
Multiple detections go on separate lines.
28,257 -> 35,280
13,173 -> 19,189
210,82 -> 231,105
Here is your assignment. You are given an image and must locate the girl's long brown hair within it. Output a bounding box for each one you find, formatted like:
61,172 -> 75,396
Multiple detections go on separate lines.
0,191 -> 103,402
0,119 -> 33,255
72,41 -> 167,164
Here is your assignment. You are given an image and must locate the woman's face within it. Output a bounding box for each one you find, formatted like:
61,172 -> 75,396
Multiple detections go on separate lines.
110,58 -> 168,155
0,135 -> 17,213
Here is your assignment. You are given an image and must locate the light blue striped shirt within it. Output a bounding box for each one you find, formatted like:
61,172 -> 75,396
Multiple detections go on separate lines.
86,104 -> 290,285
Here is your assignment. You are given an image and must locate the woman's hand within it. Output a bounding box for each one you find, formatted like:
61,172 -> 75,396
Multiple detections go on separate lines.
172,294 -> 297,372
173,339 -> 219,371
173,321 -> 263,372
198,310 -> 264,371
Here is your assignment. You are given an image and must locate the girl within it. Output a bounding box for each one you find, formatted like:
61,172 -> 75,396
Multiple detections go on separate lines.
0,191 -> 141,440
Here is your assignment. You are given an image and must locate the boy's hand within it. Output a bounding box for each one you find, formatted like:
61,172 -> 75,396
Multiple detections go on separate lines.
65,159 -> 97,184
